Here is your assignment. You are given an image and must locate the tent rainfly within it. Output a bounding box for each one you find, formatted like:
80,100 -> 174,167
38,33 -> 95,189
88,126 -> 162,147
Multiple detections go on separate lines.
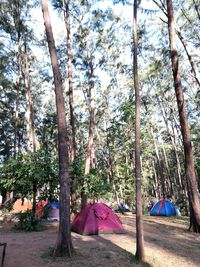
71,203 -> 125,235
150,199 -> 176,216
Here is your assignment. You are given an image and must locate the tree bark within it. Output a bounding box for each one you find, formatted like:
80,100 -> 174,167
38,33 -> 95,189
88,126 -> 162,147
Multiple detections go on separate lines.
151,127 -> 166,197
157,95 -> 184,193
23,65 -> 31,152
81,58 -> 95,209
22,48 -> 37,213
41,0 -> 74,256
161,144 -> 174,196
2,125 -> 10,160
133,0 -> 145,261
167,0 -> 200,233
176,29 -> 200,88
62,0 -> 78,213
152,160 -> 160,199
23,54 -> 37,153
14,69 -> 20,159
63,0 -> 76,161
14,28 -> 22,159
85,58 -> 95,175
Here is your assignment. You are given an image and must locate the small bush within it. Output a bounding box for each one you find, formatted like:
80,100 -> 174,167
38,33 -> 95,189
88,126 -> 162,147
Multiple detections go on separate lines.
14,210 -> 43,231
2,199 -> 15,211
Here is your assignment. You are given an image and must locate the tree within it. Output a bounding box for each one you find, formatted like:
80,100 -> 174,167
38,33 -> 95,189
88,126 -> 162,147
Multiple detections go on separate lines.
133,0 -> 145,261
0,150 -> 58,200
63,0 -> 76,161
51,0 -> 77,161
167,0 -> 200,233
82,56 -> 95,208
40,0 -> 74,256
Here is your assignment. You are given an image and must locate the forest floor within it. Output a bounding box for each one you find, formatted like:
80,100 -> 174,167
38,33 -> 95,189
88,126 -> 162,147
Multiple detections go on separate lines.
0,212 -> 200,267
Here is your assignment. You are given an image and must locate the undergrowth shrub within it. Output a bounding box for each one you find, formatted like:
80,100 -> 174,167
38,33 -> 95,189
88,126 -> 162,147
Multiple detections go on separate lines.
14,210 -> 43,231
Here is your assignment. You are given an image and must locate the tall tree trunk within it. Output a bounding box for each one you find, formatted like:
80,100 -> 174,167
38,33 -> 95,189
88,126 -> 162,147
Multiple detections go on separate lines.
22,50 -> 37,213
62,0 -> 78,213
171,105 -> 182,144
81,58 -> 95,209
28,64 -> 37,213
161,144 -> 174,196
176,30 -> 200,88
152,160 -> 160,200
157,95 -> 184,193
2,125 -> 10,160
63,0 -> 76,161
167,0 -> 200,233
29,92 -> 37,153
41,0 -> 74,256
85,59 -> 95,175
14,70 -> 20,159
113,183 -> 120,206
18,132 -> 22,154
133,0 -> 145,261
151,127 -> 166,197
106,132 -> 114,183
24,66 -> 31,152
14,32 -> 22,159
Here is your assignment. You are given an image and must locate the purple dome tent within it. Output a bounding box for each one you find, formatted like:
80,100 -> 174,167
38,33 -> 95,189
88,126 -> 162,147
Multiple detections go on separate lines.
71,203 -> 124,235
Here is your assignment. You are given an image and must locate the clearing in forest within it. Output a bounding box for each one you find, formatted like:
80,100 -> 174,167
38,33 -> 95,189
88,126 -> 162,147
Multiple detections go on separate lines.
0,214 -> 200,267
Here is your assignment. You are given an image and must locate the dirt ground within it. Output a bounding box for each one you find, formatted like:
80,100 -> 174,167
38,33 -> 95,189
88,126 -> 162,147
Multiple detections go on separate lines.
0,213 -> 200,267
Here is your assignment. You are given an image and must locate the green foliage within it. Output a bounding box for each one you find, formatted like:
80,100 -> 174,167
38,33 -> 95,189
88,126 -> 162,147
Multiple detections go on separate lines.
83,168 -> 111,198
0,149 -> 58,197
0,0 -> 199,212
71,157 -> 85,184
175,194 -> 188,215
71,157 -> 111,199
2,199 -> 14,211
14,211 -> 43,231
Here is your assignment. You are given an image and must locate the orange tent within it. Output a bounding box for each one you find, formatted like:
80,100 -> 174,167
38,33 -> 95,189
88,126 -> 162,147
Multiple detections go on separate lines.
12,198 -> 32,213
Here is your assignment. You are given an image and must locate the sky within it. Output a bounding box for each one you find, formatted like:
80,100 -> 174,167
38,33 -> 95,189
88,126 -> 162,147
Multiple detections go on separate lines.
29,0 -> 161,109
31,0 -> 159,43
30,0 -> 160,72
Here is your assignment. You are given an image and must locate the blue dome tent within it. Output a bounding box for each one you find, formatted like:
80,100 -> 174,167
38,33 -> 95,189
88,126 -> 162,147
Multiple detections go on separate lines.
150,199 -> 176,216
50,201 -> 60,209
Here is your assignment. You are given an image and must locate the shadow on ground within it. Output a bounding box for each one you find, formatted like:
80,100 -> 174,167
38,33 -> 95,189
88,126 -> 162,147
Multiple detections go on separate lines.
1,215 -> 200,267
41,234 -> 152,267
122,214 -> 200,266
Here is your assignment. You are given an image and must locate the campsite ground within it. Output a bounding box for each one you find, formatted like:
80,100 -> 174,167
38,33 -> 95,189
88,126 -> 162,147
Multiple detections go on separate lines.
0,213 -> 200,267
